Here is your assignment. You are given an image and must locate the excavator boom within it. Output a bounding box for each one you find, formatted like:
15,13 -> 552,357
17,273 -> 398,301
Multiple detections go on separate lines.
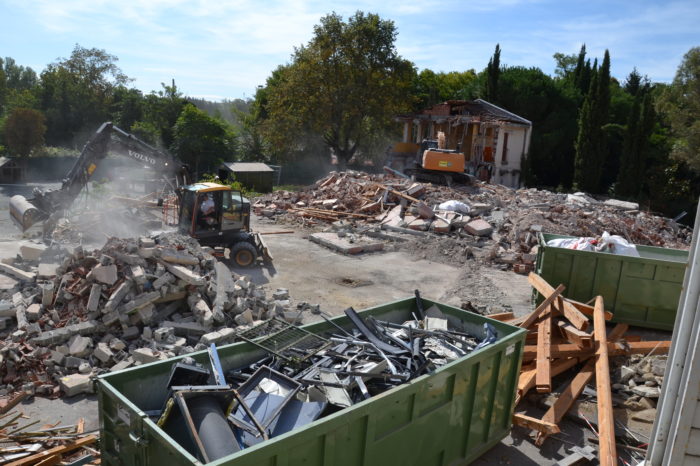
9,122 -> 190,232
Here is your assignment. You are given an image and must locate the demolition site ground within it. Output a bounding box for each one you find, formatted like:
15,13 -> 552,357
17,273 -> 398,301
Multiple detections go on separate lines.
0,174 -> 683,465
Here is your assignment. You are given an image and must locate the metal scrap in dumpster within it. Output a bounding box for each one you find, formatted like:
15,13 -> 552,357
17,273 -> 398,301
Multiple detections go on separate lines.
98,295 -> 526,466
146,291 -> 498,460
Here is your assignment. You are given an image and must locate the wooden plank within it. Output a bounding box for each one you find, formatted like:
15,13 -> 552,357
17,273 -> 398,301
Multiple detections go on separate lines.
535,359 -> 596,446
557,320 -> 593,348
522,340 -> 672,362
516,358 -> 586,405
6,435 -> 97,466
34,455 -> 60,466
593,295 -> 617,466
565,298 -> 614,320
529,273 -> 590,331
512,413 -> 561,436
485,312 -> 515,322
519,283 -> 566,329
536,306 -> 553,393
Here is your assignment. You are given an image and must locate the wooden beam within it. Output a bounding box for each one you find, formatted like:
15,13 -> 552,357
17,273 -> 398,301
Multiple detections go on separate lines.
486,312 -> 515,322
518,283 -> 566,329
6,435 -> 97,466
516,357 -> 587,405
565,298 -> 614,321
593,296 -> 617,466
535,359 -> 596,446
512,413 -> 561,436
529,273 -> 590,331
522,340 -> 672,362
536,306 -> 553,393
557,320 -> 593,348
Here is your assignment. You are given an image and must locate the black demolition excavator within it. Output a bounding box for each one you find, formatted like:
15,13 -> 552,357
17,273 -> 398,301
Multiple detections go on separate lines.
9,122 -> 272,267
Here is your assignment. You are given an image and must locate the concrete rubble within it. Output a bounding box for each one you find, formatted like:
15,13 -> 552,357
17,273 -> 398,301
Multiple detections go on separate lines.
253,170 -> 692,268
0,233 -> 315,399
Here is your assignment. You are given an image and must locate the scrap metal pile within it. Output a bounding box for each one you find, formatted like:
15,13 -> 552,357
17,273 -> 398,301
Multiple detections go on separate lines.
0,233 -> 316,404
501,273 -> 672,465
253,170 -> 691,269
153,292 -> 496,463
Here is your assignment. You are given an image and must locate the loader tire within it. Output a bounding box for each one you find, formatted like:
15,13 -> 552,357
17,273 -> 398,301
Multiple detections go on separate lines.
231,241 -> 257,267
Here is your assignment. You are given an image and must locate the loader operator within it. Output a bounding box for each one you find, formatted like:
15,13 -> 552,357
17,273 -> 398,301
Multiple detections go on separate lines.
198,193 -> 217,229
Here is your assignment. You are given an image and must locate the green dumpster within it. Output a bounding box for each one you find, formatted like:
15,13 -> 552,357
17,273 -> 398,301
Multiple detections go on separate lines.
98,297 -> 526,465
536,232 -> 688,330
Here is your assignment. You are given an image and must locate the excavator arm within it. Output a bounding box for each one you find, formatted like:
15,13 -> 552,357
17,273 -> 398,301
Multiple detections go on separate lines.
9,122 -> 190,232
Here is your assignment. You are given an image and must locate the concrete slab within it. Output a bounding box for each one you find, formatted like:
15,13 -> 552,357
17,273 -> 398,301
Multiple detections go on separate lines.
309,232 -> 384,255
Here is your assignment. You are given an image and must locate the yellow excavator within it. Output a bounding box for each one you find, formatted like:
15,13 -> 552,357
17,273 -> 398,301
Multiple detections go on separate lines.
9,122 -> 272,267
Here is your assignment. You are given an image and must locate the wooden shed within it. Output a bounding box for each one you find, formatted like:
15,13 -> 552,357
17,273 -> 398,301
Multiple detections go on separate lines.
218,162 -> 275,193
0,157 -> 27,183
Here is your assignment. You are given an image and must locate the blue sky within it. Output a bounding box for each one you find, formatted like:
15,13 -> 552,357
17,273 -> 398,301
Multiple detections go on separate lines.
1,0 -> 698,101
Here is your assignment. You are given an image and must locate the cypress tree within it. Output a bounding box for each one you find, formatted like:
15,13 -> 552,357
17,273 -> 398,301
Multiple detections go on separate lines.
617,86 -> 655,198
486,44 -> 501,102
574,70 -> 599,191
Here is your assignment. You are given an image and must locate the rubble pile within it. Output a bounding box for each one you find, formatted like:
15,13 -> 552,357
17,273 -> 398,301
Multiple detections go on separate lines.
0,234 -> 313,400
254,170 -> 691,268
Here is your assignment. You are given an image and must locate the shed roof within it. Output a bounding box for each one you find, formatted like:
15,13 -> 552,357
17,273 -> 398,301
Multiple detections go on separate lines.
221,162 -> 274,173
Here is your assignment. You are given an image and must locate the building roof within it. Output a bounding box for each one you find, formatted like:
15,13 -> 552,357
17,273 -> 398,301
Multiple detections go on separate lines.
221,162 -> 274,173
398,98 -> 532,126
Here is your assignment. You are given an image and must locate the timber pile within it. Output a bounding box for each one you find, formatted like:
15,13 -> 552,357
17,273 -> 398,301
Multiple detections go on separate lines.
504,273 -> 671,465
0,409 -> 97,464
254,170 -> 691,268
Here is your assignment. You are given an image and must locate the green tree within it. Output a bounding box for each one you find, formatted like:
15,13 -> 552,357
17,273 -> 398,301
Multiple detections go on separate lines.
111,86 -> 144,130
656,47 -> 700,170
39,45 -> 130,145
171,104 -> 237,177
139,80 -> 187,149
262,11 -> 415,167
617,86 -> 655,197
3,107 -> 46,156
486,44 -> 501,102
412,69 -> 477,110
573,51 -> 612,193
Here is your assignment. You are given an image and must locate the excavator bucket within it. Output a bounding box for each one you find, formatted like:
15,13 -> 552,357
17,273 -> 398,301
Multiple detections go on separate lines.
9,195 -> 43,231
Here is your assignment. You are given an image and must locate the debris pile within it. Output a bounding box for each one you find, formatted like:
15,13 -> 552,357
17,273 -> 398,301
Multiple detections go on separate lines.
506,273 -> 671,464
0,410 -> 97,464
154,292 -> 497,462
254,170 -> 691,267
0,233 -> 315,400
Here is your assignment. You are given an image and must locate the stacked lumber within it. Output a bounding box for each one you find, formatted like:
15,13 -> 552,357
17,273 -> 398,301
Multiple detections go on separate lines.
0,410 -> 98,465
507,273 -> 672,466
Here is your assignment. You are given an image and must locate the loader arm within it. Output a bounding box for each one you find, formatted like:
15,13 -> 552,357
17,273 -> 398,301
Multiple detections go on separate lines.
9,122 -> 190,233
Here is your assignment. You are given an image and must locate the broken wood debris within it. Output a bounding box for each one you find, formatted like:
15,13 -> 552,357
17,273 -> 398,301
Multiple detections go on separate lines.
508,273 -> 671,463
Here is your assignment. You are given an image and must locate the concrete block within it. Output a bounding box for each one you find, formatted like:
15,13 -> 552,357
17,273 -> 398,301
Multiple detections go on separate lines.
140,237 -> 156,248
69,335 -> 92,357
152,272 -> 174,290
431,219 -> 451,233
272,289 -> 289,300
78,362 -> 92,374
200,330 -> 222,345
15,306 -> 28,329
131,265 -> 146,285
0,262 -> 36,282
122,326 -> 140,340
110,359 -> 134,372
36,263 -> 58,279
20,243 -> 47,261
161,249 -> 199,266
142,326 -> 153,340
464,219 -> 493,237
64,356 -> 87,369
104,281 -> 133,313
0,300 -> 12,317
59,374 -> 92,397
41,283 -> 54,307
309,232 -> 384,255
160,321 -> 207,337
122,291 -> 161,314
0,316 -> 12,330
132,348 -> 159,364
50,350 -> 66,365
109,338 -> 126,351
137,303 -> 155,325
605,199 -> 639,210
165,264 -> 205,286
26,303 -> 42,321
87,284 -> 102,312
154,327 -> 174,343
87,264 -> 118,285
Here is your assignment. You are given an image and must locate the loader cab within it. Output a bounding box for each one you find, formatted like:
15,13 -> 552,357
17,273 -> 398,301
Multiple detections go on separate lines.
177,183 -> 251,240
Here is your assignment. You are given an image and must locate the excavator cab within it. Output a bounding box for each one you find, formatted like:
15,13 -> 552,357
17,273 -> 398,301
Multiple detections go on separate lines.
177,183 -> 272,267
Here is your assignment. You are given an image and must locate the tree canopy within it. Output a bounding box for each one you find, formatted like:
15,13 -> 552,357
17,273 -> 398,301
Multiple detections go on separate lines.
261,11 -> 415,166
